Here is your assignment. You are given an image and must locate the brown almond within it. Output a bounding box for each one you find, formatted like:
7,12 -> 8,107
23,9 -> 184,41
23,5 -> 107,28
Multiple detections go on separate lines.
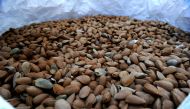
144,59 -> 155,67
86,93 -> 96,108
157,86 -> 170,99
56,60 -> 65,69
119,63 -> 128,70
162,66 -> 176,75
161,47 -> 173,56
15,77 -> 32,85
119,71 -> 129,79
135,79 -> 150,85
63,84 -> 80,95
40,47 -> 46,57
73,98 -> 85,109
31,63 -> 40,72
62,77 -> 72,87
175,73 -> 188,80
154,80 -> 174,91
0,87 -> 11,99
114,90 -> 131,100
94,85 -> 104,95
42,97 -> 55,107
136,91 -> 154,105
53,84 -> 64,95
15,85 -> 29,94
144,83 -> 159,95
66,93 -> 75,105
79,86 -> 91,99
139,62 -> 147,71
121,73 -> 135,86
121,48 -> 131,56
26,86 -> 43,96
180,88 -> 190,94
0,61 -> 8,69
25,72 -> 47,79
99,75 -> 107,86
113,54 -> 122,60
33,93 -> 49,105
125,94 -> 146,105
155,60 -> 164,70
162,99 -> 174,109
38,60 -> 47,70
54,70 -> 62,80
76,75 -> 91,84
164,77 -> 178,87
177,68 -> 190,78
70,80 -> 82,88
89,81 -> 98,90
135,84 -> 143,91
46,50 -> 57,57
102,90 -> 112,103
107,67 -> 118,74
171,88 -> 186,105
0,70 -> 8,78
129,53 -> 139,64
1,84 -> 11,90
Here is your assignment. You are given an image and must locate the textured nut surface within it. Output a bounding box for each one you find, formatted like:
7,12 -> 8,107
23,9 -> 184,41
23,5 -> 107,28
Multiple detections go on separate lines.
0,16 -> 189,109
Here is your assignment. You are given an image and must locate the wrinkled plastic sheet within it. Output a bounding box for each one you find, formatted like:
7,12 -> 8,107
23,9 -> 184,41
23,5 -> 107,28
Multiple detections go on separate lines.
0,0 -> 190,35
0,0 -> 190,108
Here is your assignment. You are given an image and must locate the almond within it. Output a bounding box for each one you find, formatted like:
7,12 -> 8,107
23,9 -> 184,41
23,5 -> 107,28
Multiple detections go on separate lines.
15,77 -> 32,85
162,66 -> 176,75
0,87 -> 11,99
79,86 -> 91,99
144,83 -> 159,95
63,84 -> 80,95
26,86 -> 43,96
86,93 -> 96,108
33,93 -> 49,105
76,75 -> 91,84
125,94 -> 146,105
154,80 -> 174,91
53,84 -> 64,95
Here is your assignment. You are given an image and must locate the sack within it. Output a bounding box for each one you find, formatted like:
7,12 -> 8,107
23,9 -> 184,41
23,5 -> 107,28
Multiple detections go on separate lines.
0,0 -> 189,35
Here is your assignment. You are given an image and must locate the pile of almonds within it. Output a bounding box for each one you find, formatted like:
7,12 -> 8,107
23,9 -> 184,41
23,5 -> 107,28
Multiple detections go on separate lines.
0,16 -> 190,109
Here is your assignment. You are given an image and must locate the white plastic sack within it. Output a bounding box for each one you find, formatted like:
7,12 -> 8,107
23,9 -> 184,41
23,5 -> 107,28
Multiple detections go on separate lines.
0,0 -> 190,35
0,0 -> 190,108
